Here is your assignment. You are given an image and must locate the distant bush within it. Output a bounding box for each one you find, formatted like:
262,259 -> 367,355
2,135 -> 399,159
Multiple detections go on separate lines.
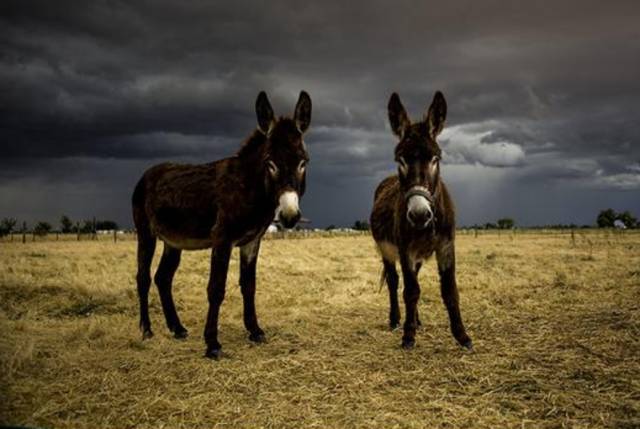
60,215 -> 74,233
0,217 -> 17,237
597,208 -> 637,228
497,218 -> 515,229
96,220 -> 118,230
34,222 -> 52,236
352,220 -> 370,231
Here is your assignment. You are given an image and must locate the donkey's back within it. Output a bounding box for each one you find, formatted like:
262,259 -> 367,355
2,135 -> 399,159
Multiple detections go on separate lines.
132,161 -> 224,250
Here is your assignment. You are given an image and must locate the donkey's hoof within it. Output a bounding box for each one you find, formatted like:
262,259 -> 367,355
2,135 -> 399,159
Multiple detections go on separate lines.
173,328 -> 189,340
205,347 -> 223,360
461,339 -> 474,351
389,322 -> 401,331
401,338 -> 415,349
249,332 -> 267,343
142,329 -> 154,340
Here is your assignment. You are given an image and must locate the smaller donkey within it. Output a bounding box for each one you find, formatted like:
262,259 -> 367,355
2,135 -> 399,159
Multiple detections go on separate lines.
370,91 -> 472,350
132,91 -> 311,359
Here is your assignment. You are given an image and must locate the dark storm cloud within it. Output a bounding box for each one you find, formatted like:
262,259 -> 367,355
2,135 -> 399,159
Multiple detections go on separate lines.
1,0 -> 639,227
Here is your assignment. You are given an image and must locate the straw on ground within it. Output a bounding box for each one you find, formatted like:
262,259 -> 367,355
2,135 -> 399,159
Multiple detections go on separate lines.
1,231 -> 639,428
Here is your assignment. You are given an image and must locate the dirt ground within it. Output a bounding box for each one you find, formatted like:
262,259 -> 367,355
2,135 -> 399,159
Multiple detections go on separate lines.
1,230 -> 639,428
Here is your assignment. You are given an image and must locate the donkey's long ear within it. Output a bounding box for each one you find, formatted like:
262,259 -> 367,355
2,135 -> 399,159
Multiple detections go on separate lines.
388,92 -> 410,138
256,91 -> 275,135
424,91 -> 447,139
294,90 -> 312,133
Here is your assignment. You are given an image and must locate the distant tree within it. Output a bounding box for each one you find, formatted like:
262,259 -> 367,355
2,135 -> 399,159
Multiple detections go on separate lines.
597,209 -> 617,228
616,211 -> 637,229
80,220 -> 95,234
352,220 -> 370,231
60,215 -> 74,233
96,220 -> 118,230
484,222 -> 497,230
326,224 -> 336,231
497,218 -> 515,229
34,221 -> 52,236
0,217 -> 18,237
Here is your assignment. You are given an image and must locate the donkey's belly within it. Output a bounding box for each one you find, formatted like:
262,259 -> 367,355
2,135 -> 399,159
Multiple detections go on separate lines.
159,233 -> 213,250
377,241 -> 400,262
376,240 -> 436,264
151,205 -> 216,250
408,240 -> 436,262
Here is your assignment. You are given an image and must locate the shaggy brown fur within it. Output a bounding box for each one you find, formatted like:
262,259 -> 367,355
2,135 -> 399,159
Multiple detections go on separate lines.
132,91 -> 312,359
370,91 -> 472,350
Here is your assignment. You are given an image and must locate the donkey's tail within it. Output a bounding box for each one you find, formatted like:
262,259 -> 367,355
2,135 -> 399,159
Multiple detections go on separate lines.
378,264 -> 386,292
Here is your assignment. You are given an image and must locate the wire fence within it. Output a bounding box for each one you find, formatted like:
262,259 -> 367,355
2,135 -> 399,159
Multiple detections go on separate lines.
1,227 -> 637,244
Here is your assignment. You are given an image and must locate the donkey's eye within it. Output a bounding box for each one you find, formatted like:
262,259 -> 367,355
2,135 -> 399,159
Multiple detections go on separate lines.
266,160 -> 279,177
397,157 -> 408,176
429,156 -> 440,177
297,160 -> 307,174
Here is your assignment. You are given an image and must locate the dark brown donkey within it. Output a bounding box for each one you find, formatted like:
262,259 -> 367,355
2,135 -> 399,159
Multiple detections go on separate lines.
370,91 -> 472,350
132,91 -> 311,359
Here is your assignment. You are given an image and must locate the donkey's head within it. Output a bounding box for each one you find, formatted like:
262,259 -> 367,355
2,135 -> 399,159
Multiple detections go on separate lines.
255,91 -> 312,228
388,91 -> 447,230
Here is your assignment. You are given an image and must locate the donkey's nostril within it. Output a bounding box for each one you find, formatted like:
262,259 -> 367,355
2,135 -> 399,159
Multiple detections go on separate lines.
280,211 -> 301,229
408,209 -> 432,228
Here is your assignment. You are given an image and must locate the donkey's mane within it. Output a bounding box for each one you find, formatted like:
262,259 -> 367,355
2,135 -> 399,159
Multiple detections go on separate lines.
235,130 -> 265,159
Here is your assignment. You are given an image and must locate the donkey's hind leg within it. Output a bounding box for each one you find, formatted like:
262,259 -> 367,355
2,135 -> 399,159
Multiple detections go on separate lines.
136,230 -> 157,339
383,259 -> 401,330
414,262 -> 423,327
154,243 -> 188,339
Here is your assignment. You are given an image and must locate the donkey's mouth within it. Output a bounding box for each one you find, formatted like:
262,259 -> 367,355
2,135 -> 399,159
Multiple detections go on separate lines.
277,191 -> 301,229
408,217 -> 433,230
280,212 -> 302,229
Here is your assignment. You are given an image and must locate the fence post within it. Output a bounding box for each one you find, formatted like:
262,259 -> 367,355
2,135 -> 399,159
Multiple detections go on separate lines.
114,229 -> 117,243
76,222 -> 81,241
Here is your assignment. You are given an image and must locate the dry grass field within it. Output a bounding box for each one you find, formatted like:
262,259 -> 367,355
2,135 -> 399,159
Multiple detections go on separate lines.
1,230 -> 639,428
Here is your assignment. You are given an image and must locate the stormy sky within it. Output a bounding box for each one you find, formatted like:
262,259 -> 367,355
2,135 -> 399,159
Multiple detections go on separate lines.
1,1 -> 639,229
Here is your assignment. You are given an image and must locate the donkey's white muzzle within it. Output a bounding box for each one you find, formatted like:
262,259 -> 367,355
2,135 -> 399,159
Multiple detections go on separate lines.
407,195 -> 433,229
277,191 -> 301,228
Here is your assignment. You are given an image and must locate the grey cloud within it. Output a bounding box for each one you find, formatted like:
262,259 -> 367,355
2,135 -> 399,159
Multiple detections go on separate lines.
441,122 -> 526,167
1,0 -> 639,227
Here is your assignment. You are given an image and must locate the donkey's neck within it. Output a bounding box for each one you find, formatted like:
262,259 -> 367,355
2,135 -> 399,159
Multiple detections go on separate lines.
235,155 -> 269,198
231,134 -> 275,213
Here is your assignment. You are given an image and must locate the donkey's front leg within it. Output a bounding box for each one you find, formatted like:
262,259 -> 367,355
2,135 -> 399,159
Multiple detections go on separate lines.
240,237 -> 265,343
204,242 -> 232,359
436,239 -> 473,350
400,252 -> 420,349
